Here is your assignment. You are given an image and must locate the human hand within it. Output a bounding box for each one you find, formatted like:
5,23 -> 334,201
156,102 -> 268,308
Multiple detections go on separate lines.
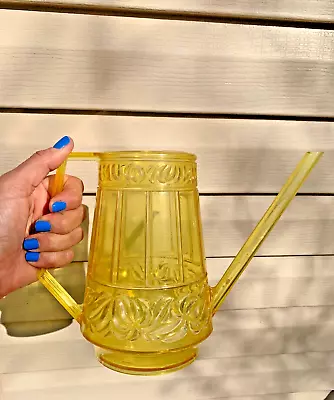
0,136 -> 85,297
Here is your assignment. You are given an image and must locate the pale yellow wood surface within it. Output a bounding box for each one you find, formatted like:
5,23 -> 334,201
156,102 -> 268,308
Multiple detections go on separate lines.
71,195 -> 334,259
1,10 -> 334,115
199,195 -> 334,257
1,114 -> 333,193
4,257 -> 334,324
6,0 -> 334,23
2,273 -> 334,396
3,306 -> 334,373
0,3 -> 333,398
1,330 -> 333,399
1,363 -> 332,400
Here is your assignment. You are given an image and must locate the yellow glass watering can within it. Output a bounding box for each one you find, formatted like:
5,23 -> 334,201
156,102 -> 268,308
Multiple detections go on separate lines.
38,150 -> 322,375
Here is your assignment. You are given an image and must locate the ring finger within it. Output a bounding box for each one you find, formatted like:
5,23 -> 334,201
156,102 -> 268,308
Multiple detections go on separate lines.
25,249 -> 75,269
24,227 -> 84,253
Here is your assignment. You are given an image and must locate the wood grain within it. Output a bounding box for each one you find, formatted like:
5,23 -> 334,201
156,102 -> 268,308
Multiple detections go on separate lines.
0,363 -> 332,399
0,3 -> 332,399
5,0 -> 334,23
2,390 -> 329,400
3,257 -> 334,328
3,305 -> 334,343
73,195 -> 334,258
3,310 -> 334,371
1,351 -> 334,398
0,304 -> 334,334
3,257 -> 334,321
0,10 -> 334,115
199,195 -> 334,257
1,114 -> 333,194
228,395 -> 328,400
2,305 -> 334,397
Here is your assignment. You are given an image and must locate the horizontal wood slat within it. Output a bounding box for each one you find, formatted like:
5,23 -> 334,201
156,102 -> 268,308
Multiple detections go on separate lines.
0,11 -> 334,115
3,310 -> 334,370
3,305 -> 334,342
73,195 -> 334,259
2,304 -> 334,396
3,299 -> 334,334
1,114 -> 333,193
3,257 -> 334,322
228,395 -> 329,400
5,0 -> 334,23
1,384 -> 330,400
1,350 -> 334,398
2,258 -> 334,341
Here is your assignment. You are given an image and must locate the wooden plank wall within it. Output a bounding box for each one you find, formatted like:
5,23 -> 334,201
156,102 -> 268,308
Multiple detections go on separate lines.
4,0 -> 334,22
0,1 -> 333,399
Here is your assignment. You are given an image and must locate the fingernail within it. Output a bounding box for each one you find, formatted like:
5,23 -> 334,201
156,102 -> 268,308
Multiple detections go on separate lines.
23,238 -> 39,251
53,136 -> 70,149
25,252 -> 40,262
52,201 -> 67,213
35,220 -> 51,232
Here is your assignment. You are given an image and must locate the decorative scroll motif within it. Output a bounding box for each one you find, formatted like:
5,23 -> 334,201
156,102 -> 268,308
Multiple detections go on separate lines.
116,259 -> 205,287
99,162 -> 197,189
84,280 -> 211,343
118,260 -> 182,287
118,261 -> 146,285
150,260 -> 181,286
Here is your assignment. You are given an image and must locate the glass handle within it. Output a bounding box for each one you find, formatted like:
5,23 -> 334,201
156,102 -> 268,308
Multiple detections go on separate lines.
37,153 -> 97,321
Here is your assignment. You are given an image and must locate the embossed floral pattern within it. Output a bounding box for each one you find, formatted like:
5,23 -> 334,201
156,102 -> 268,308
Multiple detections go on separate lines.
150,261 -> 181,286
117,259 -> 204,287
118,261 -> 145,284
99,162 -> 196,189
84,280 -> 211,343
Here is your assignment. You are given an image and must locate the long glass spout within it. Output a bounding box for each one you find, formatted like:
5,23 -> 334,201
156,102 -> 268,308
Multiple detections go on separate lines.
211,151 -> 323,314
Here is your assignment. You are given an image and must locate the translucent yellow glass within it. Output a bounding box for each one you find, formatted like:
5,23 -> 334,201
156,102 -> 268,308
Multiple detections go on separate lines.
38,150 -> 322,375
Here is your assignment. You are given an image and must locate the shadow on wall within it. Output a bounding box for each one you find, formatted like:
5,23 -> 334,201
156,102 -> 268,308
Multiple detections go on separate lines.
0,207 -> 89,337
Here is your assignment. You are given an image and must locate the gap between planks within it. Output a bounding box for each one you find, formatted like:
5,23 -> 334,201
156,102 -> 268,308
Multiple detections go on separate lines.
1,0 -> 334,30
3,108 -> 334,123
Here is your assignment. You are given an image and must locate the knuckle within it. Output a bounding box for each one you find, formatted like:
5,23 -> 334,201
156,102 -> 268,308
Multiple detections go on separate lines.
77,226 -> 84,242
65,249 -> 75,263
44,253 -> 58,268
45,249 -> 74,268
79,205 -> 87,222
41,234 -> 52,250
69,227 -> 84,247
34,149 -> 48,160
59,217 -> 70,233
69,176 -> 84,196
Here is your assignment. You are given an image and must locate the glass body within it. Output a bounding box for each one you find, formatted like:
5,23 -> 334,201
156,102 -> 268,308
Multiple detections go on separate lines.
81,151 -> 213,374
37,150 -> 322,375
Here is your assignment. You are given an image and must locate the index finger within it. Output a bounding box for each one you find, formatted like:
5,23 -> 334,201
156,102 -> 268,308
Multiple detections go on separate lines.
45,175 -> 84,212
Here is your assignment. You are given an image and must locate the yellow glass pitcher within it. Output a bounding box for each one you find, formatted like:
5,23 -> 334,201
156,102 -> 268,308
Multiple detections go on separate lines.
38,150 -> 322,375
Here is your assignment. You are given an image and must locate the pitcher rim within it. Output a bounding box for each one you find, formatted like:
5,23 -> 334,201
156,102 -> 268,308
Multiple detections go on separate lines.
97,151 -> 197,161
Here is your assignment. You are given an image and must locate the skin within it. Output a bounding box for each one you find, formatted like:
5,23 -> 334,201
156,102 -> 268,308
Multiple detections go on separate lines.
0,137 -> 85,298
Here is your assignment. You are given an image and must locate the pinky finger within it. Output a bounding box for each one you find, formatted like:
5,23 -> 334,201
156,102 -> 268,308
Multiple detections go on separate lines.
25,249 -> 74,268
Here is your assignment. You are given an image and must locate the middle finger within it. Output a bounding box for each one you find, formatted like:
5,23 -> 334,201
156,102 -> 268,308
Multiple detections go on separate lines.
34,205 -> 86,235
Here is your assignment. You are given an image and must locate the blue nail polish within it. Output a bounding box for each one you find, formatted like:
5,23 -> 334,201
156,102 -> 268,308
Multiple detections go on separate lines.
25,252 -> 40,262
53,136 -> 70,149
23,238 -> 39,251
52,201 -> 66,213
35,220 -> 51,232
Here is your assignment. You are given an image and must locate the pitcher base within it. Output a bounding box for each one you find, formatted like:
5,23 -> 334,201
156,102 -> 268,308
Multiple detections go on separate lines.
96,347 -> 198,376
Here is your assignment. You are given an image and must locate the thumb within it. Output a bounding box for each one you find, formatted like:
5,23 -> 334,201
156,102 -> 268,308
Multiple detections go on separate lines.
5,136 -> 74,196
